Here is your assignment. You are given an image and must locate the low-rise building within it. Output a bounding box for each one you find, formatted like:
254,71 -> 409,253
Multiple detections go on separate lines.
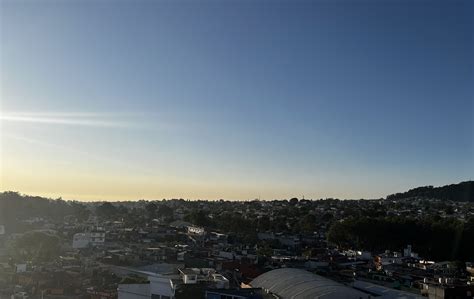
73,230 -> 106,249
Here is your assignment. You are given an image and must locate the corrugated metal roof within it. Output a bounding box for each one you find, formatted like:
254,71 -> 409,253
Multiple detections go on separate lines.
250,268 -> 368,299
352,280 -> 424,299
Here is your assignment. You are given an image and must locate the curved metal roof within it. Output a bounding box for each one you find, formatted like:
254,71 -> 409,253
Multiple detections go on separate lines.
250,268 -> 367,299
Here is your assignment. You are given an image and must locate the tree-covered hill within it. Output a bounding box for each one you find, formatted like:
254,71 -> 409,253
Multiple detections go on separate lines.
327,216 -> 474,261
0,191 -> 89,233
387,181 -> 474,202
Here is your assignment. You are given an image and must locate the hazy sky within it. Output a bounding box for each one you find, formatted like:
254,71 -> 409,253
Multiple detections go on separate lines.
1,0 -> 473,201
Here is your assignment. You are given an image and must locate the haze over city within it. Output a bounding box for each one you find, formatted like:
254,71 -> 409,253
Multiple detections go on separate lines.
1,0 -> 473,201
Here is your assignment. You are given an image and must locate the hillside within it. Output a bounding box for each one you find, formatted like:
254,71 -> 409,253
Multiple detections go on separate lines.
386,181 -> 474,202
0,191 -> 89,233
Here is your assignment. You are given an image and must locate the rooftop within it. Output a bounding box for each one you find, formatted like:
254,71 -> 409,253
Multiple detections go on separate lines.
250,268 -> 367,299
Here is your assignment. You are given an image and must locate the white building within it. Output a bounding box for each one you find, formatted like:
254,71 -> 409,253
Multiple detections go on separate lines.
118,269 -> 228,299
11,291 -> 29,299
117,284 -> 150,299
187,226 -> 205,236
118,275 -> 175,299
211,273 -> 229,289
178,268 -> 229,288
72,231 -> 106,249
16,263 -> 27,273
73,233 -> 90,249
179,268 -> 198,284
150,276 -> 176,298
90,231 -> 106,244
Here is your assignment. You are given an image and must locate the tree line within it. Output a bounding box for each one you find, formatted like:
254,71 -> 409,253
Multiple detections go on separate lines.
0,191 -> 88,233
327,216 -> 474,261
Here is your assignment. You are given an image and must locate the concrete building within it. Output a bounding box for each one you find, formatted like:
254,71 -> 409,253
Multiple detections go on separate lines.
178,269 -> 198,284
118,268 -> 229,299
72,230 -> 106,249
187,226 -> 205,236
118,276 -> 175,299
178,268 -> 229,289
72,233 -> 90,249
422,282 -> 474,299
117,284 -> 150,299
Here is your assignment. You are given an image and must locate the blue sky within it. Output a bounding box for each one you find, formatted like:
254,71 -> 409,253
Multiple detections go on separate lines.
1,0 -> 473,200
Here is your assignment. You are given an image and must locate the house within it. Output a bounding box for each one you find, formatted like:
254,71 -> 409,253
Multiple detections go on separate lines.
178,268 -> 229,289
73,233 -> 90,249
117,275 -> 177,299
72,230 -> 106,249
422,282 -> 474,299
16,264 -> 28,273
118,284 -> 150,299
179,268 -> 198,284
187,226 -> 205,236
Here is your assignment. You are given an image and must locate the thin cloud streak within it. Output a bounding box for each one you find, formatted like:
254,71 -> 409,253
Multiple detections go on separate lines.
0,112 -> 133,128
3,112 -> 107,117
0,111 -> 206,132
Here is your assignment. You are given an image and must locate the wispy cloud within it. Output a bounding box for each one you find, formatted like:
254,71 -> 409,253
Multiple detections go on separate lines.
0,111 -> 134,128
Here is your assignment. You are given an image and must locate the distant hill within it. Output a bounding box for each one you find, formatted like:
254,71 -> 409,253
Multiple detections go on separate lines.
387,181 -> 474,202
0,191 -> 89,234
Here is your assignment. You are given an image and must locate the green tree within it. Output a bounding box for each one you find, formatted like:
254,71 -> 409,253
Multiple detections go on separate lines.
289,197 -> 299,205
185,210 -> 210,227
10,232 -> 60,263
300,214 -> 317,233
145,202 -> 158,218
96,202 -> 118,219
157,204 -> 173,218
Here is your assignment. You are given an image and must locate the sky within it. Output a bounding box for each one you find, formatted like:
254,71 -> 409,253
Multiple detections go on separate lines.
0,0 -> 473,201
